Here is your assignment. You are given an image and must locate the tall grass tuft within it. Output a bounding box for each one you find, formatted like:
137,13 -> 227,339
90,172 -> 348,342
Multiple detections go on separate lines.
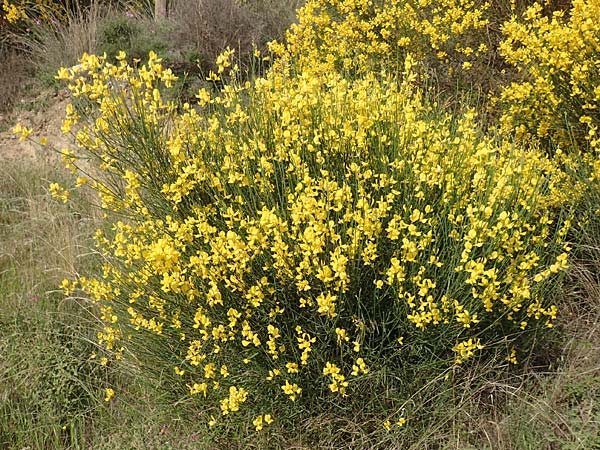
0,159 -> 105,449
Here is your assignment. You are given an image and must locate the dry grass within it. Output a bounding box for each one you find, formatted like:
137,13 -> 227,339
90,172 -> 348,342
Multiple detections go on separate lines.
168,0 -> 303,74
24,1 -> 107,81
0,158 -> 99,308
0,48 -> 30,113
440,258 -> 600,450
0,157 -> 107,450
169,0 -> 262,73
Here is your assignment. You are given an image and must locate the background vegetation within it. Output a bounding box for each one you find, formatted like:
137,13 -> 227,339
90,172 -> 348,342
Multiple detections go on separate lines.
1,0 -> 599,449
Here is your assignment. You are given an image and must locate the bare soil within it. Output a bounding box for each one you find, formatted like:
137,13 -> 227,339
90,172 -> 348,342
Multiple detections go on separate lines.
0,89 -> 72,161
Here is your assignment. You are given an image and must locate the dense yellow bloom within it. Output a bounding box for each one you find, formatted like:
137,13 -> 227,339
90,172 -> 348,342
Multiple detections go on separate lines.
2,0 -> 25,23
275,0 -> 490,78
56,30 -> 573,430
498,0 -> 600,153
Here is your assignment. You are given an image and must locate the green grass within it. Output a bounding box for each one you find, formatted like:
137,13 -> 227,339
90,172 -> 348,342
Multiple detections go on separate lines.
0,159 -> 98,449
0,158 -> 240,449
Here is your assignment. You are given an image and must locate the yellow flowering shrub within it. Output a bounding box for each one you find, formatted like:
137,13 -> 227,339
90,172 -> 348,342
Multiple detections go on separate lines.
498,0 -> 600,153
1,0 -> 67,25
53,47 -> 574,432
271,0 -> 490,79
2,0 -> 26,23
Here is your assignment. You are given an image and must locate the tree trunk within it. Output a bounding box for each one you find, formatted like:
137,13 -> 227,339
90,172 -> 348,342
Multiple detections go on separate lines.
155,0 -> 167,20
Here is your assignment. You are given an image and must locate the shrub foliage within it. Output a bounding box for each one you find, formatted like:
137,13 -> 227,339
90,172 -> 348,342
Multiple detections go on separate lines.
52,43 -> 573,433
498,0 -> 600,153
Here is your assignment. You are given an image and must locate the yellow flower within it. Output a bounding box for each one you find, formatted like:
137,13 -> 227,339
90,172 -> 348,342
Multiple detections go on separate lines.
506,348 -> 518,365
3,0 -> 26,23
76,176 -> 89,188
253,415 -> 264,431
281,380 -> 302,401
55,67 -> 70,80
104,387 -> 115,402
286,362 -> 299,373
189,382 -> 207,396
335,327 -> 349,344
49,183 -> 70,203
12,123 -> 32,141
220,365 -> 229,378
452,338 -> 484,364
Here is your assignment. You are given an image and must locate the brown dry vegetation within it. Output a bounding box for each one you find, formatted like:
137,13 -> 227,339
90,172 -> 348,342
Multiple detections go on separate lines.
0,48 -> 30,113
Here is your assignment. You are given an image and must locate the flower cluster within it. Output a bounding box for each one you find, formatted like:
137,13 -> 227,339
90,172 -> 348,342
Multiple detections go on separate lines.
270,0 -> 490,78
1,0 -> 68,25
2,0 -> 25,23
498,0 -> 600,153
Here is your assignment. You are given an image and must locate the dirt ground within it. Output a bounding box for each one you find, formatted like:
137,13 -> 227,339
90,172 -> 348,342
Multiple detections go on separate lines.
0,90 -> 72,161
